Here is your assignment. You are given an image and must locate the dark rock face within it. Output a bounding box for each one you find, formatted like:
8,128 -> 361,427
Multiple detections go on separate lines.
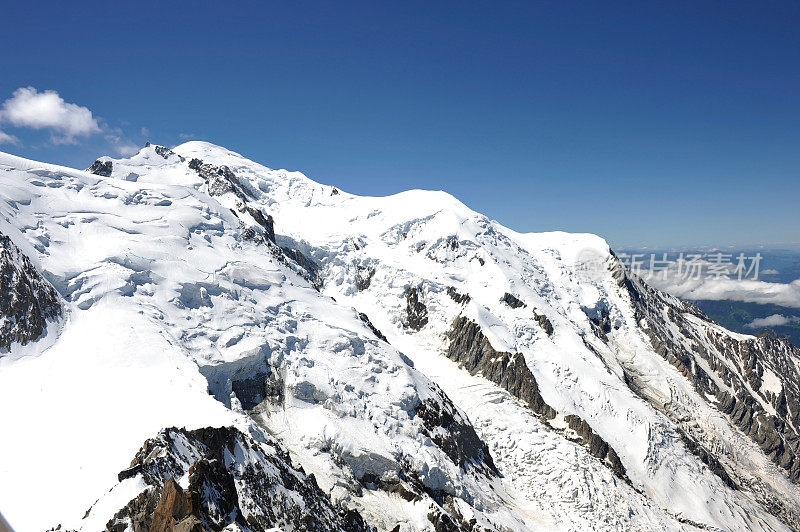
358,312 -> 388,343
282,247 -> 319,286
189,158 -> 246,199
105,426 -> 371,532
562,415 -> 626,476
245,206 -> 275,243
0,232 -> 62,352
446,287 -> 470,305
416,390 -> 498,476
87,159 -> 112,177
356,265 -> 375,291
533,310 -> 554,337
611,258 -> 800,527
677,429 -> 736,490
446,316 -> 628,480
405,286 -> 429,331
501,292 -> 526,309
107,488 -> 158,532
188,158 -> 276,244
426,501 -> 482,532
613,260 -> 800,485
152,144 -> 185,161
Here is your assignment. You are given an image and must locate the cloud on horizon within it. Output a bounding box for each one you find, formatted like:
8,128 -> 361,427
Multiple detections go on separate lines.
745,314 -> 800,329
645,275 -> 800,308
0,87 -> 101,144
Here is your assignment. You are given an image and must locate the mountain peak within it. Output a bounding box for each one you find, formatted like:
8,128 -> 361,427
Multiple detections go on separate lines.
1,146 -> 798,531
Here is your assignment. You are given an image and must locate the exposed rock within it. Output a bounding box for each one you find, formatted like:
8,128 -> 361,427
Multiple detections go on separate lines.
0,231 -> 62,352
117,463 -> 143,482
282,246 -> 319,286
405,286 -> 429,331
152,143 -> 185,161
446,316 -> 628,480
416,391 -> 498,476
501,292 -> 526,309
188,158 -> 248,200
107,488 -> 158,532
105,426 -> 371,532
188,158 -> 277,245
612,258 -> 800,527
86,159 -> 112,177
614,260 -> 800,484
677,429 -> 737,490
533,310 -> 554,336
244,205 -> 275,243
356,265 -> 376,291
150,477 -> 194,532
446,287 -> 470,305
563,415 -> 626,477
358,312 -> 388,343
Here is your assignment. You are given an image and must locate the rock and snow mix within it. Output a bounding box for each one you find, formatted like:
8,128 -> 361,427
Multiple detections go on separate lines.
0,142 -> 798,531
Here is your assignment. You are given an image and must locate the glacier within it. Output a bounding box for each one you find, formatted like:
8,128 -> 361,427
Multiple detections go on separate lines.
0,142 -> 798,531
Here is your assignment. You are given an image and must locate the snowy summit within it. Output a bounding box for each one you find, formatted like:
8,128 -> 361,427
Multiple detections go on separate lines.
1,142 -> 799,531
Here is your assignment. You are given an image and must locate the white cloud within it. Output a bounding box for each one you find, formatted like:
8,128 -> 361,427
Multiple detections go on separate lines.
745,314 -> 800,329
0,129 -> 19,145
645,275 -> 800,308
104,128 -> 140,156
112,141 -> 140,156
761,269 -> 780,275
0,87 -> 101,144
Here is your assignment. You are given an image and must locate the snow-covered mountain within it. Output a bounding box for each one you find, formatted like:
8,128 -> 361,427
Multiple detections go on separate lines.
0,142 -> 798,531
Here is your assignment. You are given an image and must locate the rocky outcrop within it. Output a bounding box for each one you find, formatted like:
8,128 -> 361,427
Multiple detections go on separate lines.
106,488 -> 159,532
188,158 -> 247,199
188,158 -> 276,244
446,287 -> 470,305
358,312 -> 388,343
501,292 -> 526,309
104,426 -> 371,532
611,258 -> 800,528
416,389 -> 498,476
562,415 -> 626,476
86,159 -> 112,177
404,286 -> 429,331
533,310 -> 554,336
149,476 -> 203,532
244,205 -> 275,243
148,143 -> 185,161
614,260 -> 800,485
282,246 -> 319,286
446,316 -> 628,480
356,265 -> 376,291
0,232 -> 61,352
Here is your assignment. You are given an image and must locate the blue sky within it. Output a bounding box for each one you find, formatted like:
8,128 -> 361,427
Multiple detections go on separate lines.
1,1 -> 798,248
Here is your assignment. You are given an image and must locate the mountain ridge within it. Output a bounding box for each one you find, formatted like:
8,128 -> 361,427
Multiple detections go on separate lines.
0,142 -> 798,531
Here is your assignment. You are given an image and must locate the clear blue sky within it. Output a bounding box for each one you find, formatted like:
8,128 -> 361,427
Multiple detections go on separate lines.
1,1 -> 798,248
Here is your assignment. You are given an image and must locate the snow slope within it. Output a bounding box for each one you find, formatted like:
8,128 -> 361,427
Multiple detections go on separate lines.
0,142 -> 798,531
